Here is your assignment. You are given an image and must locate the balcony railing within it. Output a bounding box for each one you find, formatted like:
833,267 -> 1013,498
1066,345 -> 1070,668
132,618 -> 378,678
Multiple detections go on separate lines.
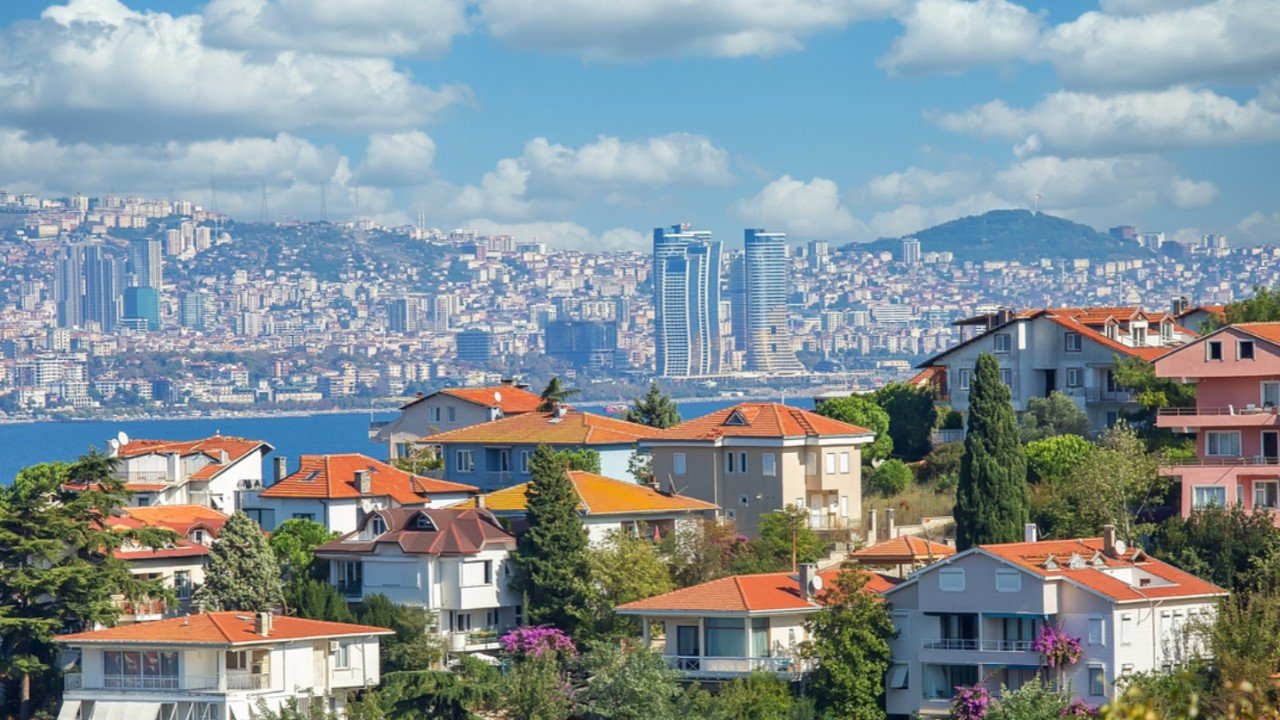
115,598 -> 167,617
981,639 -> 1036,652
1084,387 -> 1136,403
922,639 -> 979,651
336,582 -> 363,598
1159,405 -> 1279,417
665,656 -> 809,677
1162,456 -> 1280,467
115,471 -> 178,485
68,673 -> 271,692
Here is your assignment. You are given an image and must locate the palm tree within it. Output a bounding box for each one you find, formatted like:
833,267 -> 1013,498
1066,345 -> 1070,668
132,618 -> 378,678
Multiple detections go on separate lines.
538,376 -> 579,412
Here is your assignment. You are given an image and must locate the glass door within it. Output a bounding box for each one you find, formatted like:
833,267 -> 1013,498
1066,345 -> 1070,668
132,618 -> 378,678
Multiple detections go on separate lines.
676,626 -> 700,671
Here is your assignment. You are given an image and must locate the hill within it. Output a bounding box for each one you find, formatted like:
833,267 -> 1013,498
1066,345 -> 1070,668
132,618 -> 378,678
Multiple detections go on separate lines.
857,209 -> 1148,263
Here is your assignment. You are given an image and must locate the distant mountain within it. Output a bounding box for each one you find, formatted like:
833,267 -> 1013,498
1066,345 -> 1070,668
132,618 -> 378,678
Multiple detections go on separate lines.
856,209 -> 1148,263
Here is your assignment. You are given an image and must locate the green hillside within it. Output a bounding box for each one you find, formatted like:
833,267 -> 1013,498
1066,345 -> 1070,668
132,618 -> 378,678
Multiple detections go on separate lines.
858,209 -> 1148,263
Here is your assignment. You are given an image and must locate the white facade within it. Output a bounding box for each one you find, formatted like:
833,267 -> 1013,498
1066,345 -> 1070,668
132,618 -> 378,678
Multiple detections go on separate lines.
113,448 -> 266,513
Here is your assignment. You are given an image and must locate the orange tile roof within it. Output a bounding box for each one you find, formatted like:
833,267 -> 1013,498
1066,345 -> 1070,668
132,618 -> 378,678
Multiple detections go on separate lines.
259,453 -> 477,502
1234,322 -> 1280,346
106,505 -> 229,561
852,535 -> 955,565
652,402 -> 872,442
401,385 -> 543,413
418,410 -> 662,446
56,612 -> 391,646
617,569 -> 899,614
979,537 -> 1227,603
115,435 -> 270,482
458,471 -> 717,516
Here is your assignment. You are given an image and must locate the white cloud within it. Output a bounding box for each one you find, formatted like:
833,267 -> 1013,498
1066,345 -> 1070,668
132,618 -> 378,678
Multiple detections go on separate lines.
458,219 -> 648,251
732,176 -> 858,238
0,0 -> 469,144
202,0 -> 470,57
1043,0 -> 1280,90
862,192 -> 1007,239
878,0 -> 1043,76
354,132 -> 437,188
860,167 -> 978,205
1097,0 -> 1210,15
933,87 -> 1280,157
476,0 -> 903,60
1237,211 -> 1280,246
1168,177 -> 1220,210
993,155 -> 1220,214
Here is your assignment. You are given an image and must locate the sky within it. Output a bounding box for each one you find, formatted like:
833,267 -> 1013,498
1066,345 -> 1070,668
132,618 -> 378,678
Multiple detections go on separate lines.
0,0 -> 1277,250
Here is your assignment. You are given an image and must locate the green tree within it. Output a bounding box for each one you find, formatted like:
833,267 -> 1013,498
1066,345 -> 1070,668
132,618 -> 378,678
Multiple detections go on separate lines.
573,644 -> 681,720
538,376 -> 579,412
804,564 -> 895,720
513,445 -> 594,639
269,518 -> 337,582
1018,391 -> 1091,442
1051,423 -> 1168,544
985,677 -> 1077,720
955,353 -> 1029,550
502,654 -> 572,720
378,662 -> 500,720
0,454 -> 175,719
1224,285 -> 1280,324
714,672 -> 798,720
195,511 -> 285,612
815,395 -> 892,463
586,531 -> 674,636
660,517 -> 749,587
873,382 -> 937,460
743,505 -> 829,573
866,459 -> 914,497
1024,434 -> 1094,484
391,446 -> 443,475
1151,505 -> 1280,594
358,594 -> 444,673
621,382 -> 682,429
551,448 -> 601,474
919,442 -> 964,485
1112,355 -> 1197,452
285,578 -> 354,623
627,450 -> 654,486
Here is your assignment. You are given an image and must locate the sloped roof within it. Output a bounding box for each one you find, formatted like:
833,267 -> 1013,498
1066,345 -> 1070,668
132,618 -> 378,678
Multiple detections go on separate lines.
617,569 -> 899,614
114,435 -> 270,484
56,612 -> 391,646
651,402 -> 871,442
852,535 -> 955,565
401,385 -> 542,413
316,507 -> 515,557
259,453 -> 477,502
418,410 -> 661,446
106,505 -> 229,561
1233,322 -> 1280,346
458,471 -> 717,516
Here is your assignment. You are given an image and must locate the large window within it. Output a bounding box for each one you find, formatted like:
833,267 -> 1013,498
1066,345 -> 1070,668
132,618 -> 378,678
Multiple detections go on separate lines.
1205,431 -> 1241,457
923,665 -> 978,700
939,569 -> 965,592
1065,332 -> 1082,352
104,650 -> 179,689
174,570 -> 192,600
751,618 -> 769,657
1263,382 -> 1280,407
995,570 -> 1021,593
705,618 -> 746,657
1256,481 -> 1280,510
993,333 -> 1012,353
1087,617 -> 1106,646
456,449 -> 475,473
1193,486 -> 1227,508
1207,341 -> 1223,361
1088,666 -> 1107,696
761,453 -> 776,477
1240,340 -> 1256,360
673,453 -> 687,476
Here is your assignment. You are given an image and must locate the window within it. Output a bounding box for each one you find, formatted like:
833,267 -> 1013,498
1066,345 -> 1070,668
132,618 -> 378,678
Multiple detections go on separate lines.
414,514 -> 433,530
958,369 -> 972,390
993,333 -> 1012,353
1066,367 -> 1083,388
1264,382 -> 1280,407
495,450 -> 511,473
483,560 -> 493,585
447,406 -> 457,422
705,618 -> 746,657
673,452 -> 687,476
1240,340 -> 1256,360
1193,486 -> 1228,508
725,453 -> 736,474
103,650 -> 179,689
840,495 -> 849,518
738,495 -> 749,507
292,513 -> 315,521
333,642 -> 351,669
429,407 -> 442,422
1207,341 -> 1223,361
825,452 -> 836,474
888,664 -> 909,690
519,450 -> 533,473
923,665 -> 978,700
1206,431 -> 1241,457
1088,666 -> 1106,696
839,452 -> 851,473
135,495 -> 151,507
1088,617 -> 1106,646
739,452 -> 748,474
174,570 -> 192,600
1120,614 -> 1132,646
762,453 -> 776,477
191,529 -> 207,545
999,368 -> 1013,387
751,618 -> 769,657
1256,481 -> 1280,510
939,569 -> 965,592
1161,322 -> 1174,341
805,452 -> 816,474
1133,326 -> 1148,345
461,561 -> 492,587
370,517 -> 387,536
226,651 -> 248,671
1065,332 -> 1082,352
995,570 -> 1021,593
456,449 -> 475,472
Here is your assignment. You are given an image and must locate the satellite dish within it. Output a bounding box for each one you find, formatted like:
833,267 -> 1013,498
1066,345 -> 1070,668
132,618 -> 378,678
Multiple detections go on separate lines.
809,575 -> 824,593
494,391 -> 503,404
1114,539 -> 1127,556
117,431 -> 130,446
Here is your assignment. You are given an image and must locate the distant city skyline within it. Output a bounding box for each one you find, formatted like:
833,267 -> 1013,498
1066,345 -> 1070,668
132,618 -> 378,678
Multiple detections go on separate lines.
0,1 -> 1273,250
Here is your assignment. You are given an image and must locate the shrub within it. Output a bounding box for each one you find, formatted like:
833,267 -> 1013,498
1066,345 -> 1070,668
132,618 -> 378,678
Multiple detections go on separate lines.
866,459 -> 913,497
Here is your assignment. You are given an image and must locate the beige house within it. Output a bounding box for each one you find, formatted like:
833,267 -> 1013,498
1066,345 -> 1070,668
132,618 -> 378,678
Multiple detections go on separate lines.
642,403 -> 875,535
370,383 -> 542,461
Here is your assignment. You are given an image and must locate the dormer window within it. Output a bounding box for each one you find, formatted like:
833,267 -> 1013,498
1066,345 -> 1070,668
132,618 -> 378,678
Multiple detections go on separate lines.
1207,340 -> 1223,361
414,514 -> 434,531
370,517 -> 387,536
191,529 -> 207,545
724,410 -> 748,426
1239,340 -> 1256,360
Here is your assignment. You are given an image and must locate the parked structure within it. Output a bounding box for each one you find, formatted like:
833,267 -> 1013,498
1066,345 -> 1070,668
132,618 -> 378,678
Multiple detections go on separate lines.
315,508 -> 520,655
107,505 -> 229,623
642,402 -> 874,535
916,307 -> 1196,433
247,453 -> 477,533
881,527 -> 1225,718
370,383 -> 542,461
56,612 -> 391,720
1153,322 -> 1280,521
106,435 -> 272,512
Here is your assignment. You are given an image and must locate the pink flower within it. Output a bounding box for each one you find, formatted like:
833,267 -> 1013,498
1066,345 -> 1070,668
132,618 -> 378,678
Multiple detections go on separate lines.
499,625 -> 577,659
951,684 -> 991,720
1033,624 -> 1083,668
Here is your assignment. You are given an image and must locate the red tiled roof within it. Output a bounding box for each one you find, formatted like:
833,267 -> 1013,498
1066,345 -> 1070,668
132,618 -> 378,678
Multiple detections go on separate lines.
401,385 -> 542,413
652,402 -> 872,442
56,612 -> 391,646
106,505 -> 229,560
316,507 -> 515,557
1233,322 -> 1280,346
457,470 -> 717,516
259,453 -> 477,502
852,536 -> 955,565
114,435 -> 270,482
617,569 -> 899,614
418,410 -> 661,445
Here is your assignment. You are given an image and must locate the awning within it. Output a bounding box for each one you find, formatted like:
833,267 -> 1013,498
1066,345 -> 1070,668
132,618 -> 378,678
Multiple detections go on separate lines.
122,703 -> 162,720
89,703 -> 124,720
55,701 -> 81,720
227,700 -> 254,720
981,612 -> 1049,619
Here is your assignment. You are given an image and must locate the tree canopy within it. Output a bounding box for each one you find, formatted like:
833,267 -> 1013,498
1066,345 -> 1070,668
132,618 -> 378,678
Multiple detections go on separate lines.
955,353 -> 1029,550
873,382 -> 937,461
1018,391 -> 1091,442
621,382 -> 681,429
586,531 -> 674,637
538,376 -> 579,412
269,518 -> 336,582
816,394 -> 892,462
804,564 -> 895,720
195,511 -> 284,612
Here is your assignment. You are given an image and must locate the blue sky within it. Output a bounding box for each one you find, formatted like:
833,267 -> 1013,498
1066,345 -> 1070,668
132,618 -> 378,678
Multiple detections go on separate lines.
0,0 -> 1277,249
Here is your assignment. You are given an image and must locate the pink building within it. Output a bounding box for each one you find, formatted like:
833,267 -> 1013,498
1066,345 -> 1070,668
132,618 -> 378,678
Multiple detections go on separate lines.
1154,323 -> 1280,521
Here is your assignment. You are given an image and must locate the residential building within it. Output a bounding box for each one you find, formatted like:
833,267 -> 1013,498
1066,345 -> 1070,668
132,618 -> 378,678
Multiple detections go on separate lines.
315,508 -> 519,654
458,470 -> 717,543
882,528 -> 1225,718
248,453 -> 477,533
653,224 -> 721,377
1153,322 -> 1280,521
544,319 -> 618,370
106,434 -> 272,512
387,296 -> 420,334
370,383 -> 542,460
419,407 -> 662,490
917,307 -> 1196,433
901,237 -> 922,265
124,286 -> 161,331
106,505 -> 229,623
456,329 -> 497,365
742,229 -> 802,373
84,244 -> 122,332
56,612 -> 391,720
54,244 -> 85,328
617,563 -> 898,681
129,237 -> 163,289
641,403 -> 875,535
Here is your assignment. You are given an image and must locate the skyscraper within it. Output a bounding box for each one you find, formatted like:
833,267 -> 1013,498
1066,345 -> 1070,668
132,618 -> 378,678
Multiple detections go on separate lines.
123,286 -> 160,331
387,296 -> 421,334
901,237 -> 922,265
653,224 -> 721,376
743,229 -> 802,373
82,245 -> 122,332
129,237 -> 163,289
54,245 -> 85,329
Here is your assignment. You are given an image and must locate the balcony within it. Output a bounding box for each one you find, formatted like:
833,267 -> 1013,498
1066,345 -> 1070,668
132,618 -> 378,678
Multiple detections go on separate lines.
65,673 -> 271,693
922,639 -> 978,651
1084,387 -> 1136,403
447,626 -> 508,652
1157,405 -> 1280,429
114,598 -> 167,620
665,655 -> 811,680
115,471 -> 178,485
980,639 -> 1035,652
336,582 -> 363,599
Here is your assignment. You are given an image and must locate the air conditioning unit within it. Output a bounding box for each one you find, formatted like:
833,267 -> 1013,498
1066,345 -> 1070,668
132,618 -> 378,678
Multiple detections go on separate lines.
239,479 -> 261,490
328,640 -> 341,652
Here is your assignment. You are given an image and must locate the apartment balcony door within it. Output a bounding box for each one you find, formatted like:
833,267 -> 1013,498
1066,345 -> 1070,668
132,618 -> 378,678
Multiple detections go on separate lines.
1042,369 -> 1056,398
1264,431 -> 1279,464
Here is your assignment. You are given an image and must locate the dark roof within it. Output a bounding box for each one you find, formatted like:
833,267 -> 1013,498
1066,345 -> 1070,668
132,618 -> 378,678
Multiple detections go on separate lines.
316,507 -> 515,557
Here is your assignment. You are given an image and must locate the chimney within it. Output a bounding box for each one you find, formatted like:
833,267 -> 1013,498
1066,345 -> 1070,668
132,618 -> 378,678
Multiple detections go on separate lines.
1024,523 -> 1039,543
867,509 -> 879,544
798,562 -> 818,602
219,449 -> 229,464
554,403 -> 568,418
167,452 -> 182,482
475,492 -> 485,509
273,456 -> 287,484
1102,524 -> 1117,556
886,508 -> 896,539
355,469 -> 372,495
254,612 -> 272,637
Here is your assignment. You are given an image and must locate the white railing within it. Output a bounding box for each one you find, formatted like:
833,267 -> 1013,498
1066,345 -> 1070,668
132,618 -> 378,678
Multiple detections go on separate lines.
931,429 -> 965,446
665,656 -> 808,676
64,673 -> 82,690
115,471 -> 178,484
74,673 -> 270,692
981,639 -> 1035,652
922,638 -> 979,651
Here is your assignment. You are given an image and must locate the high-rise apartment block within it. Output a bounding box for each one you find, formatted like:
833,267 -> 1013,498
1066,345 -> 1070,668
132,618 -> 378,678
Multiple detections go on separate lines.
388,296 -> 421,334
54,245 -> 85,329
742,229 -> 802,373
901,237 -> 922,265
82,245 -> 122,332
653,224 -> 721,376
129,238 -> 163,289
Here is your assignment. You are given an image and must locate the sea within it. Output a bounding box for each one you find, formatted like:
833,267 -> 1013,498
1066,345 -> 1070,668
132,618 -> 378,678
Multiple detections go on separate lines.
0,397 -> 815,483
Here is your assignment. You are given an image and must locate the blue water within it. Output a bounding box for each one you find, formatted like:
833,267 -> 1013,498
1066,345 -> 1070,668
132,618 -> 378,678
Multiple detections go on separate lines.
0,398 -> 815,483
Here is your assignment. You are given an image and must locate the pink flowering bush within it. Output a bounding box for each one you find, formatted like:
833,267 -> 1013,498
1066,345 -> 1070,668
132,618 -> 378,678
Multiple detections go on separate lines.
1034,624 -> 1083,668
1060,699 -> 1096,717
951,684 -> 992,720
499,625 -> 577,659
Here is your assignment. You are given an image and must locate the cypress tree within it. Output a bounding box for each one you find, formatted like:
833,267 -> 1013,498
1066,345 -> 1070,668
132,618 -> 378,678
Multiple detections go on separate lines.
512,444 -> 594,639
955,353 -> 1029,550
621,382 -> 682,429
195,511 -> 285,612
